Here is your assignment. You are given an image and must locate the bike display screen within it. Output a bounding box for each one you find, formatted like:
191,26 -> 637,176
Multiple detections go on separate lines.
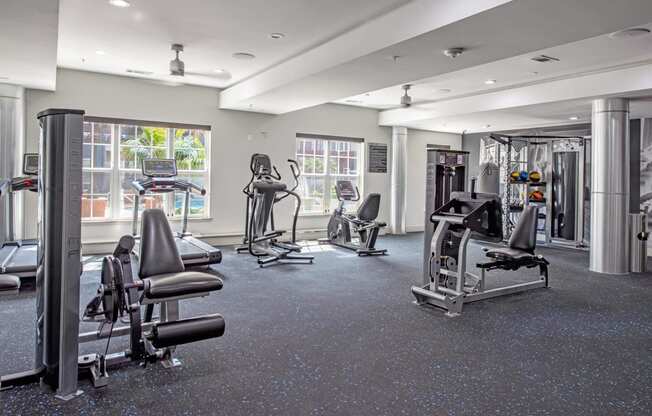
23,153 -> 39,175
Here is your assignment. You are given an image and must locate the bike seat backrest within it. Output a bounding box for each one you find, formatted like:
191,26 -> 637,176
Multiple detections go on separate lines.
139,208 -> 185,278
357,193 -> 381,222
509,205 -> 538,254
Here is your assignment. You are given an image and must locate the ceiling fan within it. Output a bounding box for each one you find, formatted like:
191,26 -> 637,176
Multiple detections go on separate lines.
168,43 -> 232,81
129,43 -> 232,86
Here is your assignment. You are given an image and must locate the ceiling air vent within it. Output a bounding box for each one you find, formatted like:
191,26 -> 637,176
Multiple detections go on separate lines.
530,54 -> 560,63
126,69 -> 154,75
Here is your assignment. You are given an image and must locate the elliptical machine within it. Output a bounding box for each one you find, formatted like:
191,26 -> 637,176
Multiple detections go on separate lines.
320,180 -> 387,256
236,154 -> 313,267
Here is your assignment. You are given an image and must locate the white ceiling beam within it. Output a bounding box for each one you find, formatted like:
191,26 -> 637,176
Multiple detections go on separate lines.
379,62 -> 652,126
219,0 -> 512,113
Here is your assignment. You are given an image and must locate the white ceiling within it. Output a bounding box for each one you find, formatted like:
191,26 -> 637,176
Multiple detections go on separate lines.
220,0 -> 652,113
336,23 -> 652,110
405,95 -> 652,135
3,0 -> 652,135
0,0 -> 59,90
57,0 -> 409,88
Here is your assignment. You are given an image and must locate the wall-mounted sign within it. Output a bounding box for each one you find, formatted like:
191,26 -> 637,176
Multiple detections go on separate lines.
368,142 -> 388,173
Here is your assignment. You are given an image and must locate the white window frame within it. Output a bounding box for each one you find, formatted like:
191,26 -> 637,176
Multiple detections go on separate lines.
82,117 -> 211,222
295,133 -> 364,216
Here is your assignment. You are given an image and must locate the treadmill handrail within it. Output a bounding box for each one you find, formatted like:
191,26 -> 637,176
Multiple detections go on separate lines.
131,178 -> 206,196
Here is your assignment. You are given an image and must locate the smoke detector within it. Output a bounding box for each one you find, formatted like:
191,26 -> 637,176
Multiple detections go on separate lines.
169,44 -> 185,76
443,47 -> 465,58
400,84 -> 412,107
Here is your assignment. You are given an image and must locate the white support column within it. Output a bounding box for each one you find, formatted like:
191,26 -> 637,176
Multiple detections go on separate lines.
390,126 -> 408,234
590,98 -> 630,274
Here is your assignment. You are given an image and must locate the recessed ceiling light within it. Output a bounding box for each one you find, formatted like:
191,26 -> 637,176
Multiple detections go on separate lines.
108,0 -> 130,7
568,116 -> 580,121
609,27 -> 651,39
214,68 -> 227,73
484,79 -> 496,85
233,52 -> 256,60
438,88 -> 452,93
95,50 -> 106,55
269,33 -> 285,39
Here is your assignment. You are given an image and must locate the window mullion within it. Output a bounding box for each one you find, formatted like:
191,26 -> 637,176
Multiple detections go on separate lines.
111,124 -> 120,220
167,128 -> 175,217
324,141 -> 330,214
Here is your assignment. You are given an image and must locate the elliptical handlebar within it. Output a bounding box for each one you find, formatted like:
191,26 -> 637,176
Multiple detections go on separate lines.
286,159 -> 301,193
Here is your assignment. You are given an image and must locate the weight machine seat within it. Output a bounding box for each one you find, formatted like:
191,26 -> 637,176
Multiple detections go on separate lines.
356,193 -> 381,222
139,209 -> 223,300
145,271 -> 223,300
0,274 -> 20,293
484,205 -> 539,262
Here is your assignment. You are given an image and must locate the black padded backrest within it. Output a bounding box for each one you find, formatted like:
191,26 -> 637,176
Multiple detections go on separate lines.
509,205 -> 538,253
139,209 -> 185,278
356,193 -> 381,222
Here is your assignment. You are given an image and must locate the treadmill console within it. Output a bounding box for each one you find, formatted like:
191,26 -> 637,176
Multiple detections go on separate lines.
142,159 -> 177,178
23,153 -> 39,175
335,180 -> 358,201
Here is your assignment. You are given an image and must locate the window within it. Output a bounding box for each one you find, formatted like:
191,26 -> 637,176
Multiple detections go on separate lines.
295,134 -> 363,215
82,118 -> 210,221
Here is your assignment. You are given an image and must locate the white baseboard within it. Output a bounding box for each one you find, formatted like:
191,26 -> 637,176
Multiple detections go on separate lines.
81,228 -> 331,255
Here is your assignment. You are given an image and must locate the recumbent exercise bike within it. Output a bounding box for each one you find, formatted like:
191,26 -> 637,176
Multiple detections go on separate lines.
320,180 -> 387,256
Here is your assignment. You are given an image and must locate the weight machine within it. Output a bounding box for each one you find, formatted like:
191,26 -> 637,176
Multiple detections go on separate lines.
0,109 -> 226,399
411,190 -> 549,316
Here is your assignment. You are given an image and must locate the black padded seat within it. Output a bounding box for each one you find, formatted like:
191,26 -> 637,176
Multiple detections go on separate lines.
0,274 -> 20,293
485,247 -> 535,261
139,209 -> 223,300
484,205 -> 538,261
145,271 -> 223,300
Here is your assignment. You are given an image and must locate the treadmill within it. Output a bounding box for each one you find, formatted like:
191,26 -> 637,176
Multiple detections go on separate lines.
131,158 -> 222,268
0,154 -> 39,280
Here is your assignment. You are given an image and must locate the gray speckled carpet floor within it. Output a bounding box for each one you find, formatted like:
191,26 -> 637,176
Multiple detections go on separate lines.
1,233 -> 651,415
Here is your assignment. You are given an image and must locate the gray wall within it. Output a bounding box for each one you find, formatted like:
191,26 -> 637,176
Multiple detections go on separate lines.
461,132 -> 483,180
23,69 -> 461,246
